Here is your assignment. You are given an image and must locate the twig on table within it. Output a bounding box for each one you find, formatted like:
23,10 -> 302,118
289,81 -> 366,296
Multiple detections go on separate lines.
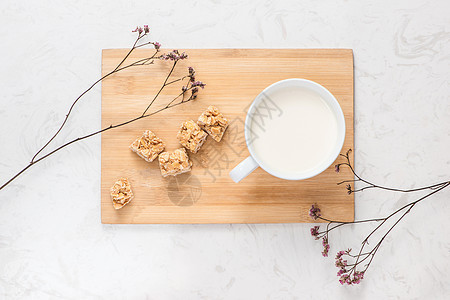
0,26 -> 204,192
309,149 -> 450,285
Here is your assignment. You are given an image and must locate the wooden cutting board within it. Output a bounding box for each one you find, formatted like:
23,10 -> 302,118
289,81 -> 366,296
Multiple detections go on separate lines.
101,49 -> 354,224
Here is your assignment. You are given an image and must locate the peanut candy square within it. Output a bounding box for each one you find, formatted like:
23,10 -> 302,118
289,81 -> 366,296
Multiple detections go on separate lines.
177,120 -> 208,153
197,106 -> 229,142
110,177 -> 134,210
158,148 -> 193,177
130,130 -> 165,162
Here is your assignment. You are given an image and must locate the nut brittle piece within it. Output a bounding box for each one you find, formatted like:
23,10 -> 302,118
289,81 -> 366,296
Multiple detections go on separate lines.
110,177 -> 134,210
130,130 -> 165,162
158,148 -> 192,177
197,106 -> 229,142
177,120 -> 208,153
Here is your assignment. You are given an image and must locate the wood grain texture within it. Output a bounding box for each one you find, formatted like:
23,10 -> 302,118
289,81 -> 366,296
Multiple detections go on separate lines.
101,49 -> 354,224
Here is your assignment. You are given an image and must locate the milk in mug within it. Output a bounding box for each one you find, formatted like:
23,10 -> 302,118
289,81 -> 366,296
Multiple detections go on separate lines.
248,86 -> 339,177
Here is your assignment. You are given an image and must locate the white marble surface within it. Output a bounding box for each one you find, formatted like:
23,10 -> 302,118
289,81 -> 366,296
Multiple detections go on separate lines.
0,0 -> 449,298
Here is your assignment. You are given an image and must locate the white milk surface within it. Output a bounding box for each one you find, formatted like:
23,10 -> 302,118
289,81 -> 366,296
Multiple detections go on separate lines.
249,86 -> 338,177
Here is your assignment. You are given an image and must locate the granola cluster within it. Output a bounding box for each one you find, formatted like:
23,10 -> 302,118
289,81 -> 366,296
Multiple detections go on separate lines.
158,148 -> 192,177
110,178 -> 134,210
129,130 -> 165,162
177,120 -> 208,153
197,106 -> 229,142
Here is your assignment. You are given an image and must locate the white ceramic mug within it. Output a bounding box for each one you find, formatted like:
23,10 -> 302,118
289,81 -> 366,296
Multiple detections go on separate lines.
229,78 -> 346,183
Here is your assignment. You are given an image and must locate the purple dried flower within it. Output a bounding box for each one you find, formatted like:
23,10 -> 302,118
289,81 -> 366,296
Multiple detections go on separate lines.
336,250 -> 345,259
191,87 -> 199,95
153,42 -> 161,50
346,184 -> 352,194
160,50 -> 188,61
309,204 -> 321,220
187,67 -> 196,82
172,50 -> 181,60
133,26 -> 144,34
335,249 -> 367,284
337,268 -> 347,276
353,271 -> 365,284
335,164 -> 340,173
310,226 -> 320,240
351,271 -> 365,285
143,25 -> 149,34
322,237 -> 330,257
338,270 -> 365,285
181,86 -> 188,92
191,81 -> 206,89
339,274 -> 348,285
335,257 -> 347,269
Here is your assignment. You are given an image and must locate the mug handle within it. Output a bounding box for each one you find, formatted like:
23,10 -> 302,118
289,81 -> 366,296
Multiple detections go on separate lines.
229,156 -> 259,183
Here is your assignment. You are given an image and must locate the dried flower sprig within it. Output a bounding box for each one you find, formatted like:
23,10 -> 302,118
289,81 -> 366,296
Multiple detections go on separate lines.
160,49 -> 188,61
0,25 -> 204,191
335,149 -> 449,193
309,149 -> 450,285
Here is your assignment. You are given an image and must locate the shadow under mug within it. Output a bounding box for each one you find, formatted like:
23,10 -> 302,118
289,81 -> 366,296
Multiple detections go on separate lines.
229,78 -> 346,183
